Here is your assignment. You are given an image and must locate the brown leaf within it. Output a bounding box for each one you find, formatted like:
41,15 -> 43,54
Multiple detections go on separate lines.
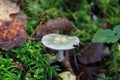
13,62 -> 24,71
0,19 -> 26,50
35,18 -> 72,41
77,66 -> 97,80
10,0 -> 24,6
78,43 -> 110,64
96,69 -> 106,78
76,64 -> 106,80
12,11 -> 27,26
96,73 -> 106,78
13,62 -> 33,77
0,0 -> 20,25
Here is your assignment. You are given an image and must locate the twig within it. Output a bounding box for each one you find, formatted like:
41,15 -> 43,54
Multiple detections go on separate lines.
30,21 -> 44,37
77,71 -> 84,80
73,50 -> 79,69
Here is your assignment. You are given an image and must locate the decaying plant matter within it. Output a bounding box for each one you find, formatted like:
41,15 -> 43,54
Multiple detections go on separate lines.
0,0 -> 20,25
0,19 -> 26,50
78,43 -> 110,64
75,43 -> 111,80
0,0 -> 26,50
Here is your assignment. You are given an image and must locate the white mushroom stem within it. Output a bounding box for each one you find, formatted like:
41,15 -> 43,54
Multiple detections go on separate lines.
56,50 -> 65,62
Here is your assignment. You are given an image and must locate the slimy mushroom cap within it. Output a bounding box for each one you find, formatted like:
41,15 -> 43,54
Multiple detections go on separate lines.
41,33 -> 80,50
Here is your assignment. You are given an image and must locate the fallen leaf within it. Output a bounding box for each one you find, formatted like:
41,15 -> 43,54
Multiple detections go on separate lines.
13,62 -> 24,71
78,43 -> 110,64
12,11 -> 27,26
13,62 -> 33,77
0,19 -> 26,50
10,0 -> 24,6
96,73 -> 106,78
35,18 -> 72,41
0,0 -> 20,25
96,68 -> 106,78
76,63 -> 106,80
77,66 -> 97,80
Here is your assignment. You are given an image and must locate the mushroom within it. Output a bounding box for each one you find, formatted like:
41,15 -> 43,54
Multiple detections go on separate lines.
41,33 -> 80,73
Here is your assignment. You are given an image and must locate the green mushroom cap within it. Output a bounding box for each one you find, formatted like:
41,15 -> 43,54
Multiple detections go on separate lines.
41,33 -> 80,50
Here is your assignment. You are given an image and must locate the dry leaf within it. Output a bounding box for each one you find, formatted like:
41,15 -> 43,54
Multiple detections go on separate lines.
35,18 -> 72,41
0,19 -> 26,50
12,11 -> 27,26
13,62 -> 24,71
10,0 -> 24,6
0,0 -> 20,25
78,43 -> 110,64
77,66 -> 97,80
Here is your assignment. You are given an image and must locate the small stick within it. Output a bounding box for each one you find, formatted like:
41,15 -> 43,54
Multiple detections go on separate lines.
29,21 -> 44,38
73,50 -> 79,69
28,14 -> 45,40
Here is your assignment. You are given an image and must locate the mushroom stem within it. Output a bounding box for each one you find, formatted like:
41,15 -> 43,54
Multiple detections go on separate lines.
60,51 -> 73,73
56,50 -> 65,62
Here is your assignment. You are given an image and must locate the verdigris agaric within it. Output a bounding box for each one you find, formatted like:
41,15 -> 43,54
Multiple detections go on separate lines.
41,33 -> 80,73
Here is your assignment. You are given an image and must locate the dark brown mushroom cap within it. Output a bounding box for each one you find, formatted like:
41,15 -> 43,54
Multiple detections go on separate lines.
47,18 -> 72,32
0,19 -> 26,50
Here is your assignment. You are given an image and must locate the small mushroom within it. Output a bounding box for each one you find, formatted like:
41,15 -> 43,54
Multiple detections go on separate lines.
41,33 -> 79,73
